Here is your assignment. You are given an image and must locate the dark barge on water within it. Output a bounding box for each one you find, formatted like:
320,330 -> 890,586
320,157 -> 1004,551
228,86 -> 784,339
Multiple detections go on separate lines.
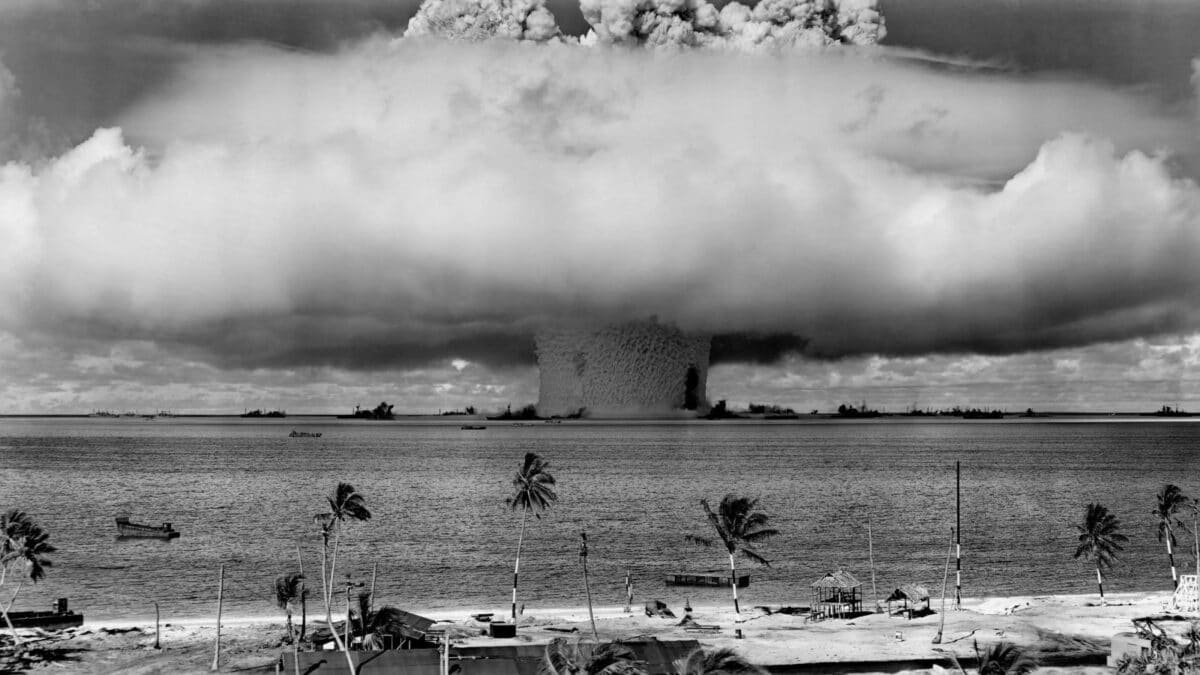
10,599 -> 83,630
115,517 -> 180,539
665,571 -> 749,588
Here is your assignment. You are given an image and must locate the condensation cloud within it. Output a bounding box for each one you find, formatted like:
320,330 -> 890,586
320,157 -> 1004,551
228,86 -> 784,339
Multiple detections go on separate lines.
1,39 -> 1198,373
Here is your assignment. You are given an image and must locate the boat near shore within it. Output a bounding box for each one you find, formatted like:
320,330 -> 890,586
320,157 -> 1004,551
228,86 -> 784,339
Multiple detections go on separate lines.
666,571 -> 750,587
115,516 -> 180,539
8,599 -> 83,630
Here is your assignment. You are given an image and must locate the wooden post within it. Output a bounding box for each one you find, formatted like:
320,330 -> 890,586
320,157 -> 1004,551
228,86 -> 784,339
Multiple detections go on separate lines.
867,512 -> 877,611
369,563 -> 378,616
580,532 -> 598,642
154,602 -> 161,649
211,564 -> 224,671
932,528 -> 953,644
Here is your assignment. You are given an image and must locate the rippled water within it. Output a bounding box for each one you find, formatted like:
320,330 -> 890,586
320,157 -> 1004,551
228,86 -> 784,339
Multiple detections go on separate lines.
1,417 -> 1199,622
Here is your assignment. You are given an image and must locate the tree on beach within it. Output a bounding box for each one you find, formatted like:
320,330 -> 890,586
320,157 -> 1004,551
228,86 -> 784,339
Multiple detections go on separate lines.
676,647 -> 768,675
1073,503 -> 1127,601
1154,484 -> 1190,589
313,483 -> 371,672
507,452 -> 558,623
685,495 -> 779,614
0,510 -> 56,646
274,573 -> 304,643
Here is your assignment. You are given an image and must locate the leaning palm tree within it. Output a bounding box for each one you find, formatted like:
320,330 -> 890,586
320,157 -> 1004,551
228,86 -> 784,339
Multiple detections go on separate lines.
1074,503 -> 1127,601
540,637 -> 647,675
1154,484 -> 1190,589
275,573 -> 304,642
0,510 -> 56,646
507,452 -> 558,622
677,647 -> 767,675
685,495 -> 779,613
947,641 -> 1037,675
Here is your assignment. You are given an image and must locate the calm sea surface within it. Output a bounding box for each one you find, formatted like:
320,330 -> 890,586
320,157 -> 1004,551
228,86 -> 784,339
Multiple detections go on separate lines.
1,417 -> 1199,622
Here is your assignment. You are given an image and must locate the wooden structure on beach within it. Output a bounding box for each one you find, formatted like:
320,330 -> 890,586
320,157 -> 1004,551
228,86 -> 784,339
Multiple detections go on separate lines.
884,584 -> 930,618
665,571 -> 749,588
1168,574 -> 1199,613
811,570 -> 863,619
115,517 -> 180,539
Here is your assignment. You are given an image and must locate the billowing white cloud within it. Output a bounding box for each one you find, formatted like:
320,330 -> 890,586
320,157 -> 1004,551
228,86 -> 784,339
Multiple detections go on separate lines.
1,38 -> 1198,380
578,0 -> 885,48
406,0 -> 564,42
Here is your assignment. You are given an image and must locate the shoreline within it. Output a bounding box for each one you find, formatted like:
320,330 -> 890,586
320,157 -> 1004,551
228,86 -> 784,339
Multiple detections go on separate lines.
8,590 -> 1187,673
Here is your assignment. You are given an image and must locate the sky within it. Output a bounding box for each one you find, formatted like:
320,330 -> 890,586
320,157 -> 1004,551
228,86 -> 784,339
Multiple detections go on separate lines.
1,0 -> 1200,415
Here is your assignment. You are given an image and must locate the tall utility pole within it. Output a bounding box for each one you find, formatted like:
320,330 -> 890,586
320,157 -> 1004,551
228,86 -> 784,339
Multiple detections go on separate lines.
955,461 -> 962,611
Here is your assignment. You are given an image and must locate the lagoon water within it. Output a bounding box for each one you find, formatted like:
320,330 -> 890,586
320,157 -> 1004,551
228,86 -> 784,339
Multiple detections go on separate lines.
1,416 -> 1199,622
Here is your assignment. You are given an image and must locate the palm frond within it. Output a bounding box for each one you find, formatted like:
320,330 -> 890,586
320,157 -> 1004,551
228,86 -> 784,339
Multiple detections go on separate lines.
509,452 -> 558,515
329,482 -> 372,523
738,547 -> 771,567
975,640 -> 1037,675
275,573 -> 304,609
678,647 -> 766,675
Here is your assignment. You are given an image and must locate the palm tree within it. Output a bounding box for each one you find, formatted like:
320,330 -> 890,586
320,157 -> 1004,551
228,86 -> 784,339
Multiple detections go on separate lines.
313,483 -> 371,673
947,641 -> 1037,675
677,647 -> 767,675
685,495 -> 779,613
0,510 -> 56,646
1073,503 -> 1127,600
323,483 -> 371,609
507,452 -> 558,622
1154,484 -> 1190,589
275,573 -> 304,642
540,637 -> 646,675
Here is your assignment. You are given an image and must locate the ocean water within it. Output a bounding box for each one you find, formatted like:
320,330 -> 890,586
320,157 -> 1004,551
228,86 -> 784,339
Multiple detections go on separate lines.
1,417 -> 1198,623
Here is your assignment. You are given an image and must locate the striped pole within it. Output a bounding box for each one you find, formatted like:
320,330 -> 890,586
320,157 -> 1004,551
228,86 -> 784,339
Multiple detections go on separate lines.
955,461 -> 961,610
624,571 -> 632,613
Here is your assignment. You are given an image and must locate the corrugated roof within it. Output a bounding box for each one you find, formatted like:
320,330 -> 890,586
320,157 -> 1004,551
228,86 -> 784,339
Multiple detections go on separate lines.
811,570 -> 861,589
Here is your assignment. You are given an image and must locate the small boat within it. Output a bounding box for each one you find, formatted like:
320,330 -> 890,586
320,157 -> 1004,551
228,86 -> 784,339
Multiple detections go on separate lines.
289,430 -> 323,438
9,599 -> 82,630
460,425 -> 487,430
115,516 -> 180,539
665,571 -> 750,588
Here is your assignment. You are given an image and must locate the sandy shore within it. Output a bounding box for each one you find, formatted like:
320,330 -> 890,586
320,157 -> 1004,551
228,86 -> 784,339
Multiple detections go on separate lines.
0,591 -> 1188,673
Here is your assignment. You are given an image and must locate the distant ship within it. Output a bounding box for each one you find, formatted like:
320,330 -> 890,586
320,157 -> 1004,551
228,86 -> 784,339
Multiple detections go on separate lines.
241,409 -> 286,418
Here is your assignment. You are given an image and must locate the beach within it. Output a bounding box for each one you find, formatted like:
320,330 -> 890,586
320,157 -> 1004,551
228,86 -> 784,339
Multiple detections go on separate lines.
3,591 -> 1181,673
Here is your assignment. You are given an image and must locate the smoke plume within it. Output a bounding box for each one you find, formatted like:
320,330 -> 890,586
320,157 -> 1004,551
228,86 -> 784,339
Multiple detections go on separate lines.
1,37 -> 1198,376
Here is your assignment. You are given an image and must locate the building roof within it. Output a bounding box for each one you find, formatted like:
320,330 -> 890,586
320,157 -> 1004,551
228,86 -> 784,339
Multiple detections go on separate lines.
885,584 -> 930,602
811,570 -> 861,589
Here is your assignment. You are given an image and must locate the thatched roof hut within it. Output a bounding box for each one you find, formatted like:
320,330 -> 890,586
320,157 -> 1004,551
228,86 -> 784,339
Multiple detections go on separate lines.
884,584 -> 930,618
810,571 -> 862,619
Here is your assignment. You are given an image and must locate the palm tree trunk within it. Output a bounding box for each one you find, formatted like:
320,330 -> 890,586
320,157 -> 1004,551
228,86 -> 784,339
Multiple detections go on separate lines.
1096,566 -> 1105,600
1,580 -> 25,646
728,551 -> 740,614
512,505 -> 529,622
320,535 -> 357,674
1168,531 -> 1178,588
328,527 -> 342,610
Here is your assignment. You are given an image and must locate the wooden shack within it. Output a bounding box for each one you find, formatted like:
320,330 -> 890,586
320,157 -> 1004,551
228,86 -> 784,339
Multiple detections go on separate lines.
810,570 -> 863,619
